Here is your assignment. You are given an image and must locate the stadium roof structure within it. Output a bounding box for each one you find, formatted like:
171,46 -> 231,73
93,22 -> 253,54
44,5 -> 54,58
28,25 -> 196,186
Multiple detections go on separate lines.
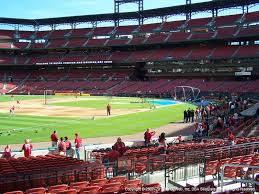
0,0 -> 259,26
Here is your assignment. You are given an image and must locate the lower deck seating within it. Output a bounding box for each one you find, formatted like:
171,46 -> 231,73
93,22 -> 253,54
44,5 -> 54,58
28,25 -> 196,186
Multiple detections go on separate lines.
3,75 -> 259,95
2,175 -> 161,194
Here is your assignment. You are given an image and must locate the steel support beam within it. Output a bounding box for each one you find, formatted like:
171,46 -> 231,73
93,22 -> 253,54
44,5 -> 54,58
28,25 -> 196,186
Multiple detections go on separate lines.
186,0 -> 192,20
114,0 -> 144,26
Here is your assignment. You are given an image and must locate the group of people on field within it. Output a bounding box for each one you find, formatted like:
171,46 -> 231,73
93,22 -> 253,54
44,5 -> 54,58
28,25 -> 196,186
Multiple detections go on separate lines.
50,131 -> 82,159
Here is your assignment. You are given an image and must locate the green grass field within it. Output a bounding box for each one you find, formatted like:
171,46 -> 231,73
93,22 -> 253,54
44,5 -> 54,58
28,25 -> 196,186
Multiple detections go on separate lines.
0,95 -> 195,145
51,96 -> 152,109
0,95 -> 45,102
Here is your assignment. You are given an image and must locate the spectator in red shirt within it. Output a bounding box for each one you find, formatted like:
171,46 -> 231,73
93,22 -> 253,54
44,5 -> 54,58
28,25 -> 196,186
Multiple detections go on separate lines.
64,136 -> 72,156
228,132 -> 235,145
114,137 -> 126,156
58,137 -> 66,155
21,139 -> 33,158
50,131 -> 58,147
3,145 -> 12,158
144,128 -> 156,147
74,133 -> 82,159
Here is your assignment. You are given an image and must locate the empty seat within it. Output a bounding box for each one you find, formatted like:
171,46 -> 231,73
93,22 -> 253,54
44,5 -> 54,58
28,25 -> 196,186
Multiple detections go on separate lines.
100,186 -> 121,193
138,23 -> 161,33
70,181 -> 89,189
102,182 -> 121,189
25,187 -> 46,194
123,179 -> 141,187
214,14 -> 243,27
205,160 -> 219,176
48,185 -> 68,193
57,189 -> 77,194
79,186 -> 101,194
90,178 -> 107,186
4,192 -> 24,194
109,176 -> 127,183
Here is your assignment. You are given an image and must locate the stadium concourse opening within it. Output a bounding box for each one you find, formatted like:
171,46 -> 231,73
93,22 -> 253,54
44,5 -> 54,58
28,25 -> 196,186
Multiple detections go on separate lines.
0,0 -> 259,193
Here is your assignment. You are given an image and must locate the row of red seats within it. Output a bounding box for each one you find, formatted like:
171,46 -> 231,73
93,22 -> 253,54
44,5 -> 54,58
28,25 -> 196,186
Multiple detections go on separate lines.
1,11 -> 259,40
1,69 -> 131,81
5,78 -> 259,96
1,25 -> 259,50
205,153 -> 259,179
92,137 -> 259,168
2,44 -> 259,66
0,155 -> 107,193
91,139 -> 224,159
3,177 -> 161,194
212,118 -> 259,139
8,78 -> 259,96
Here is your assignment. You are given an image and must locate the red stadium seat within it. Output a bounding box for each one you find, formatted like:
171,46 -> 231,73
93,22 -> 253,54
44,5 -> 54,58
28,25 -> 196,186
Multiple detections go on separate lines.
48,185 -> 68,193
70,181 -> 89,189
90,178 -> 107,187
109,176 -> 127,183
4,192 -> 24,194
25,187 -> 46,194
57,189 -> 77,194
79,186 -> 101,194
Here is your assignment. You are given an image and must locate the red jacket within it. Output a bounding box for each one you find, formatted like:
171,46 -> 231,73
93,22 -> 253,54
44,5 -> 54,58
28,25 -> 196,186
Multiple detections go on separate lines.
144,131 -> 155,143
114,142 -> 126,155
75,137 -> 82,148
51,133 -> 58,142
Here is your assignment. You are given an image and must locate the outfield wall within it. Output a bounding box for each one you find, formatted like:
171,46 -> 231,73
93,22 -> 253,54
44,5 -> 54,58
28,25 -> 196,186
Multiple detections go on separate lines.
55,92 -> 90,96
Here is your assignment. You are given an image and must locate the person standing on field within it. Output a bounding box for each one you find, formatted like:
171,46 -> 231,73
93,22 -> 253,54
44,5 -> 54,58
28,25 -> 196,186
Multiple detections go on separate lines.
107,103 -> 111,116
9,105 -> 15,117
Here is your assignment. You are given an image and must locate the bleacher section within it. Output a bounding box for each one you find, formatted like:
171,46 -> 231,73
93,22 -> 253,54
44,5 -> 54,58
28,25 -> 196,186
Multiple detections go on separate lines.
1,137 -> 258,193
0,154 -> 163,193
1,70 -> 258,96
0,11 -> 259,51
1,43 -> 259,66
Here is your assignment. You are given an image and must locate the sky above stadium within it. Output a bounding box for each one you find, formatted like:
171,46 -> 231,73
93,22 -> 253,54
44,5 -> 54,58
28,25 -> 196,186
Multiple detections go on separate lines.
1,0 -> 216,19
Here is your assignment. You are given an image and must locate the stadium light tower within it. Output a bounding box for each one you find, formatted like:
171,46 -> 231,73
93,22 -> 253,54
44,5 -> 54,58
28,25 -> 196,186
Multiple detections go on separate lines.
114,0 -> 144,26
